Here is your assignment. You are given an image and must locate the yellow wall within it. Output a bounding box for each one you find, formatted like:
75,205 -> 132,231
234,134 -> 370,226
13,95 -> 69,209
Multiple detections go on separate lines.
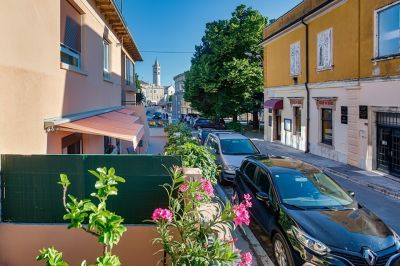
360,0 -> 400,78
263,0 -> 400,88
308,0 -> 360,83
264,26 -> 306,87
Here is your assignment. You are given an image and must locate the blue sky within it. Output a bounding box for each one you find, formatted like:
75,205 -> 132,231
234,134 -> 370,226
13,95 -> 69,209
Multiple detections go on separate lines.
121,0 -> 302,86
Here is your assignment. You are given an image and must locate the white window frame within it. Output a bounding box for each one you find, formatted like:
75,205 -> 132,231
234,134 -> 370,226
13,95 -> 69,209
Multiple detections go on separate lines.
290,41 -> 301,76
374,1 -> 400,58
102,39 -> 111,80
60,43 -> 81,69
316,28 -> 333,71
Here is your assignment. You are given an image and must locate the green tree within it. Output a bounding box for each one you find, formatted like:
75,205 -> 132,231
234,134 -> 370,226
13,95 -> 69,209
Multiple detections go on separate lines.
184,5 -> 266,126
135,73 -> 145,104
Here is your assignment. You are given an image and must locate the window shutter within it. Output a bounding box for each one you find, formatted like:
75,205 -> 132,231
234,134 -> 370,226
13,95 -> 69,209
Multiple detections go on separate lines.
290,42 -> 300,75
60,0 -> 81,52
317,29 -> 332,68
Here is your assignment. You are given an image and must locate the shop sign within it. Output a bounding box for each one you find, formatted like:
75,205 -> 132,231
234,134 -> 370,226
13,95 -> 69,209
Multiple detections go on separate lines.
289,98 -> 304,107
359,105 -> 368,119
314,97 -> 337,110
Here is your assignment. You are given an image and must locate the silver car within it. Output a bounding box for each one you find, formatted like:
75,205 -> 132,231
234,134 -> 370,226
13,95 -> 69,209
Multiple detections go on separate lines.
204,132 -> 260,183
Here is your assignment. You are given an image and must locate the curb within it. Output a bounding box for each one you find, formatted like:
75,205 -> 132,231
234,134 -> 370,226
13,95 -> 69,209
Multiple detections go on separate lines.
323,168 -> 400,200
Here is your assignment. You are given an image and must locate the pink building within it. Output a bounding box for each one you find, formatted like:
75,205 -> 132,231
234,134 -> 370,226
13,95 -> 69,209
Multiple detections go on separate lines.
0,0 -> 147,155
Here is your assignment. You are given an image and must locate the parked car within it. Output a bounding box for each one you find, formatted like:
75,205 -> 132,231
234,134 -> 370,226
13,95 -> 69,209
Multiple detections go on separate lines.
193,118 -> 223,130
197,128 -> 234,145
204,133 -> 260,183
153,112 -> 162,120
233,155 -> 400,266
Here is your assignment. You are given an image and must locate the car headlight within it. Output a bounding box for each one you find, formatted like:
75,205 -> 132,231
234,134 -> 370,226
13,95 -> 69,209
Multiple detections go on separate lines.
223,165 -> 237,173
390,228 -> 400,247
292,226 -> 330,255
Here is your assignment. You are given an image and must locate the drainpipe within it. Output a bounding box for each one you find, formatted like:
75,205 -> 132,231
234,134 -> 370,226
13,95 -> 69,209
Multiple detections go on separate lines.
301,19 -> 310,153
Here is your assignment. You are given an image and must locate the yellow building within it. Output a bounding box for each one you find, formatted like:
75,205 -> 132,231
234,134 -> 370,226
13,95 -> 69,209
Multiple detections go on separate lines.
262,0 -> 400,177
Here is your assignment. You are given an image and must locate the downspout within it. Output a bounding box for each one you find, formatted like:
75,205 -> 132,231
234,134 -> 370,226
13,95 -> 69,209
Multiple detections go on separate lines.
301,19 -> 310,153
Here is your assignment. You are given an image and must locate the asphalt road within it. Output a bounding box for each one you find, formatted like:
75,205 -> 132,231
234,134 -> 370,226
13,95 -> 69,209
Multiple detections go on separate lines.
329,172 -> 400,234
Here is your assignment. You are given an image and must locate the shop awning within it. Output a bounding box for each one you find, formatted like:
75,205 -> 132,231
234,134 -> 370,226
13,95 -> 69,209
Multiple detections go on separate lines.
55,109 -> 144,149
264,99 -> 283,109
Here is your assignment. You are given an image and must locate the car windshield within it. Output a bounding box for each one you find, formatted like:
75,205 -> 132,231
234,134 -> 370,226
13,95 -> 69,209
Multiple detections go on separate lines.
220,139 -> 259,155
198,119 -> 210,123
273,171 -> 354,209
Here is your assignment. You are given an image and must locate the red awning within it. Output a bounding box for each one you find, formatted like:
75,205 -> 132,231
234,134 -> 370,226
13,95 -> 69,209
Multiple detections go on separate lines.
56,109 -> 144,149
264,99 -> 283,109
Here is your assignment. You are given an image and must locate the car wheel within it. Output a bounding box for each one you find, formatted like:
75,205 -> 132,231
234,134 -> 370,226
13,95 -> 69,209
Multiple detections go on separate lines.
273,231 -> 295,266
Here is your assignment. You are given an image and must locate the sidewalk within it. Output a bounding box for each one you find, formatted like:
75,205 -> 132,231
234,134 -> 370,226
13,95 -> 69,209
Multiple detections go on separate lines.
244,131 -> 400,200
147,127 -> 167,155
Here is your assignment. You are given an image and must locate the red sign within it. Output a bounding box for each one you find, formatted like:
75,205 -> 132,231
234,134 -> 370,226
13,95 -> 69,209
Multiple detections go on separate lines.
289,98 -> 303,106
315,98 -> 337,109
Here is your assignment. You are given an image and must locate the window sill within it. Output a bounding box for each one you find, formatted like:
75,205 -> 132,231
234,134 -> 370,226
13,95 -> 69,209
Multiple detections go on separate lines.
103,78 -> 113,84
316,66 -> 334,72
318,142 -> 334,149
372,54 -> 400,62
60,63 -> 88,76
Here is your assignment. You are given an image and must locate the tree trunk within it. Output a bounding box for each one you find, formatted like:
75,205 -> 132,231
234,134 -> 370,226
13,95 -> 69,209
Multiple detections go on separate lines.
252,109 -> 259,130
233,115 -> 238,122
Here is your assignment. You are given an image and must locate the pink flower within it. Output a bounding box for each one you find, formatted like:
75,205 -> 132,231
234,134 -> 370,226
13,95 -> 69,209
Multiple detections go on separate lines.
244,194 -> 252,208
244,194 -> 252,202
233,203 -> 250,226
195,193 -> 204,200
200,178 -> 214,197
179,183 -> 189,192
238,252 -> 252,266
152,208 -> 173,223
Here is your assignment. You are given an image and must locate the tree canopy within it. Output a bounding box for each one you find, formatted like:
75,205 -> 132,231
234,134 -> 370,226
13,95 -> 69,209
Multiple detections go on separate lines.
184,5 -> 266,120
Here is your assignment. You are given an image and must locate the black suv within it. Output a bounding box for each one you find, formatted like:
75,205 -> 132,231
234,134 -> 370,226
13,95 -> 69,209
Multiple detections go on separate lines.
234,155 -> 400,266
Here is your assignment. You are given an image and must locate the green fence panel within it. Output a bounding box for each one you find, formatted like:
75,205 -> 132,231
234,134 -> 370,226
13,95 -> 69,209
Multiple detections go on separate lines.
0,154 -> 181,224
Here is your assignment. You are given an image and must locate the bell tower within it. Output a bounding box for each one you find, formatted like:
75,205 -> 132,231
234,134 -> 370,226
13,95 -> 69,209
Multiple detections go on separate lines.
153,58 -> 161,86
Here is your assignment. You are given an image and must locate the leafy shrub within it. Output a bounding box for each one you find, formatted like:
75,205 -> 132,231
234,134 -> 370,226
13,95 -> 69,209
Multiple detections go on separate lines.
164,122 -> 195,149
225,121 -> 243,133
37,167 -> 126,266
165,142 -> 219,184
151,167 -> 253,266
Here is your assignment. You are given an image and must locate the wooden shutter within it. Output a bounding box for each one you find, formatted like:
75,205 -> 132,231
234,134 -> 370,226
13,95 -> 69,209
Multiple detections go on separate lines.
60,0 -> 81,52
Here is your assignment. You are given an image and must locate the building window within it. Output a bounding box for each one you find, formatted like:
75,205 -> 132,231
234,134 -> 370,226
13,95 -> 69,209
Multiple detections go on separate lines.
376,3 -> 400,57
317,28 -> 333,70
125,56 -> 134,86
60,0 -> 82,68
290,41 -> 301,76
293,107 -> 301,135
321,108 -> 333,145
103,39 -> 110,80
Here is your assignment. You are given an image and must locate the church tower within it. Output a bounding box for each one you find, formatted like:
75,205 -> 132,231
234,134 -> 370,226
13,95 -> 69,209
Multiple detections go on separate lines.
153,58 -> 161,86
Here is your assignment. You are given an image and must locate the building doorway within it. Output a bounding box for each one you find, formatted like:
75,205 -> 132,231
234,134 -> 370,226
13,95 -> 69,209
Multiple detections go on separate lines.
377,112 -> 400,178
62,133 -> 82,154
275,111 -> 282,141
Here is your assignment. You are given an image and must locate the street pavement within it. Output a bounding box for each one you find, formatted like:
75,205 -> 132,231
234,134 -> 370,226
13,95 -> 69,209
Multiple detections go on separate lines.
244,131 -> 400,234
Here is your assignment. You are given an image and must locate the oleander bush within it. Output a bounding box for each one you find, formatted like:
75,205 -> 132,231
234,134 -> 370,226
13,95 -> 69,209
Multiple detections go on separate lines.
151,167 -> 253,266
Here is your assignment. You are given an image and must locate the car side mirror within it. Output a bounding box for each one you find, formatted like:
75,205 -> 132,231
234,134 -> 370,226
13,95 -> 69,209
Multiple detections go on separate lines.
256,191 -> 270,203
348,191 -> 355,197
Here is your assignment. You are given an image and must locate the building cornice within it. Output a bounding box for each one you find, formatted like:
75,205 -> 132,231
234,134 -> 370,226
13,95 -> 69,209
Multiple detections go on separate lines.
264,76 -> 400,91
261,0 -> 345,47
